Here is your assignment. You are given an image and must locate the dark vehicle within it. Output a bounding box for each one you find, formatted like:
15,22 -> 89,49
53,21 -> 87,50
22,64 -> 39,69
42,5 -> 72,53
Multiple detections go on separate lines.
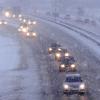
55,48 -> 70,61
48,43 -> 61,54
59,56 -> 76,72
26,32 -> 37,37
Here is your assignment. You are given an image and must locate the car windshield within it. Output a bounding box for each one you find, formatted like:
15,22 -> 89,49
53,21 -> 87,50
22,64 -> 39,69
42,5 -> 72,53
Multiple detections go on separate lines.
66,76 -> 82,82
51,43 -> 60,47
62,58 -> 75,64
62,49 -> 67,52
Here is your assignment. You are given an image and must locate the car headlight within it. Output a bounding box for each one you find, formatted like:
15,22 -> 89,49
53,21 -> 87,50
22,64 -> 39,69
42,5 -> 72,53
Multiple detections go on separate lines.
79,83 -> 85,90
23,19 -> 26,22
63,84 -> 70,90
26,32 -> 30,36
49,48 -> 52,51
56,53 -> 61,58
22,27 -> 28,33
4,11 -> 11,17
65,53 -> 69,57
70,64 -> 76,68
4,21 -> 7,25
33,21 -> 37,25
0,21 -> 2,25
58,48 -> 62,51
32,32 -> 36,36
60,64 -> 65,68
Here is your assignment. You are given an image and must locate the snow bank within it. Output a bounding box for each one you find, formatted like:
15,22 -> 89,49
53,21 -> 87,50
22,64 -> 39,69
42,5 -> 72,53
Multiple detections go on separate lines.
0,36 -> 19,71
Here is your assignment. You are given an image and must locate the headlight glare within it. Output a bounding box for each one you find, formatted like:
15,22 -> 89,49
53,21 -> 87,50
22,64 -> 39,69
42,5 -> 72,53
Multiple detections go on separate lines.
63,84 -> 69,90
56,53 -> 61,58
32,32 -> 36,36
27,32 -> 30,36
71,64 -> 76,68
58,48 -> 62,51
61,64 -> 65,68
49,48 -> 52,51
33,21 -> 36,24
65,53 -> 69,57
79,83 -> 85,90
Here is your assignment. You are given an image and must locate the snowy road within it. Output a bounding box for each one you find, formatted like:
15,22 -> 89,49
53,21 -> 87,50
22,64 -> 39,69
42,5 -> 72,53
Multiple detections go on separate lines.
33,19 -> 100,100
0,26 -> 42,100
0,18 -> 99,100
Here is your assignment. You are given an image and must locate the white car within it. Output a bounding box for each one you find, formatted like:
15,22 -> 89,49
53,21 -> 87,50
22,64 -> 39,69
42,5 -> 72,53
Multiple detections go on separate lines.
63,73 -> 87,95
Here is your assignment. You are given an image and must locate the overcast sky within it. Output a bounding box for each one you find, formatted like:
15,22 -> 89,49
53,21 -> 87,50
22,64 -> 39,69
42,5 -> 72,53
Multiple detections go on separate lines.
65,0 -> 100,8
0,0 -> 100,10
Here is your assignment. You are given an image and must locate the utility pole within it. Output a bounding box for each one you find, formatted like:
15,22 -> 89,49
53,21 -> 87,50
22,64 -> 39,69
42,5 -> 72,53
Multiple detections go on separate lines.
52,0 -> 58,21
50,0 -> 61,21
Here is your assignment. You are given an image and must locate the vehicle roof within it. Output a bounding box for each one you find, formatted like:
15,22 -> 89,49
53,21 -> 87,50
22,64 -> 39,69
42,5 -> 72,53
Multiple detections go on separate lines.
62,48 -> 67,51
51,43 -> 61,47
66,73 -> 81,77
61,56 -> 75,61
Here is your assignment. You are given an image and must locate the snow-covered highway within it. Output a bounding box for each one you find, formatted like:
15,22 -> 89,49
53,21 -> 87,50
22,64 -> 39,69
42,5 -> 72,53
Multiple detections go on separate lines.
32,18 -> 100,100
0,14 -> 99,100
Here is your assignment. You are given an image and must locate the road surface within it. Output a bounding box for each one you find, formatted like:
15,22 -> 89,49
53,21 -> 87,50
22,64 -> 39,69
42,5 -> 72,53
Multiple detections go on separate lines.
0,18 -> 99,100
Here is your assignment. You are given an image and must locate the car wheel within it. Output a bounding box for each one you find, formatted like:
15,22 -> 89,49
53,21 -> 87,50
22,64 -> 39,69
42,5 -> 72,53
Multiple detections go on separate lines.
63,91 -> 70,95
59,68 -> 64,72
78,92 -> 85,95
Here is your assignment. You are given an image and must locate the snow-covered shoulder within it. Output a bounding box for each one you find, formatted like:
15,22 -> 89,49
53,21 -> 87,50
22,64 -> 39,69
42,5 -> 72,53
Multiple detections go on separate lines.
0,36 -> 20,71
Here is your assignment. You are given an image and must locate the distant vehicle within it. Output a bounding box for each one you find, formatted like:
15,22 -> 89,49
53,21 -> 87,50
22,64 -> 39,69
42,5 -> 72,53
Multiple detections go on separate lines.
63,73 -> 87,95
0,20 -> 8,25
26,32 -> 37,37
59,56 -> 76,72
21,18 -> 37,25
12,14 -> 22,19
21,23 -> 28,27
18,23 -> 29,33
48,43 -> 61,54
55,48 -> 70,61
